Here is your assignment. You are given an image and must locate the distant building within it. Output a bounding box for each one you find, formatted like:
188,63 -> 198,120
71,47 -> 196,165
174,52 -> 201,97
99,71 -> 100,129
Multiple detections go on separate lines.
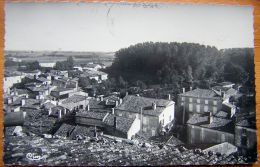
80,70 -> 108,83
39,62 -> 56,68
115,95 -> 175,137
177,88 -> 222,124
59,94 -> 88,112
83,63 -> 102,71
4,71 -> 25,94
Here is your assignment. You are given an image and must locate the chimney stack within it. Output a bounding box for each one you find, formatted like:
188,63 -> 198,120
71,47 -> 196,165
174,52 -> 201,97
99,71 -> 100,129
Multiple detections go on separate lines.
58,109 -> 62,119
168,94 -> 171,100
48,107 -> 52,116
190,86 -> 192,91
125,92 -> 129,97
152,102 -> 157,110
100,96 -> 104,101
112,108 -> 115,115
115,101 -> 119,107
119,98 -> 123,104
105,99 -> 108,105
86,104 -> 90,111
21,99 -> 26,106
209,112 -> 213,124
183,88 -> 185,93
114,116 -> 117,129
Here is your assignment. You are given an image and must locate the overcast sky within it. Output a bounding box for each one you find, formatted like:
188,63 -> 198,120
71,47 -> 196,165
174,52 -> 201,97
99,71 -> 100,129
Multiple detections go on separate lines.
5,2 -> 254,52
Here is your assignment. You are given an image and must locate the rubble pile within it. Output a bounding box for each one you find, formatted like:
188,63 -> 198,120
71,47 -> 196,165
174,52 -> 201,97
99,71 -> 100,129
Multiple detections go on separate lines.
4,135 -> 248,166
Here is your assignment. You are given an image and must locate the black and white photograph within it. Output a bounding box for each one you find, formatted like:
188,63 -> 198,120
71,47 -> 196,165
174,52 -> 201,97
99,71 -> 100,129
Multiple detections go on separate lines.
3,2 -> 257,165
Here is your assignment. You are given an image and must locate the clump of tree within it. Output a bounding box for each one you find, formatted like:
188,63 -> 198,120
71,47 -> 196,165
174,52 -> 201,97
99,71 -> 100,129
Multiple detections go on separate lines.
108,42 -> 254,90
54,56 -> 74,71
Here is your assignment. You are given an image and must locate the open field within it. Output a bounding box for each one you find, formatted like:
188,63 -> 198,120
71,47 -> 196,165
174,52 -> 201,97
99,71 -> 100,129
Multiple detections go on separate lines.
5,51 -> 115,67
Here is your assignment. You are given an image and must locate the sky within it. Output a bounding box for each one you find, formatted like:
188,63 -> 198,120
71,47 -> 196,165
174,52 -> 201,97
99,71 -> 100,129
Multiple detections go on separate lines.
5,2 -> 254,52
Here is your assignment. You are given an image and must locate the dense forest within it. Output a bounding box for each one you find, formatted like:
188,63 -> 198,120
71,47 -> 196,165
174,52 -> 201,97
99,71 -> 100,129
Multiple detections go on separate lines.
107,42 -> 254,90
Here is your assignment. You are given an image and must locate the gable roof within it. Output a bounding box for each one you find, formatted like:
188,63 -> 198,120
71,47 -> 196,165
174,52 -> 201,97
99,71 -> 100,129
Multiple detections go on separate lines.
103,114 -> 136,134
76,111 -> 108,120
179,88 -> 220,99
116,95 -> 174,116
187,114 -> 233,133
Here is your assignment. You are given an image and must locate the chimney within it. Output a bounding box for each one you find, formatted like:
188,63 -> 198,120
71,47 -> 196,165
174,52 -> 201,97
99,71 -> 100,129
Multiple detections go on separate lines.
119,98 -> 123,104
21,99 -> 26,106
100,96 -> 104,101
125,92 -> 129,97
209,112 -> 213,124
183,88 -> 185,93
112,108 -> 115,114
168,94 -> 171,100
190,86 -> 192,91
105,99 -> 108,105
115,101 -> 119,107
114,116 -> 117,129
152,102 -> 157,110
48,107 -> 52,116
58,109 -> 62,119
86,104 -> 90,111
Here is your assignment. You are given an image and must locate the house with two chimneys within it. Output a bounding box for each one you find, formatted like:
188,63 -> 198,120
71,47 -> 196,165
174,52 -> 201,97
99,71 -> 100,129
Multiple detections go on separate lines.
114,94 -> 175,137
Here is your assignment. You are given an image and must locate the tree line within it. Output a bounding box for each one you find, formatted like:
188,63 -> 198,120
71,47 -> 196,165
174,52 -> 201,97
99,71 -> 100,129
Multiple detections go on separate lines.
107,42 -> 254,90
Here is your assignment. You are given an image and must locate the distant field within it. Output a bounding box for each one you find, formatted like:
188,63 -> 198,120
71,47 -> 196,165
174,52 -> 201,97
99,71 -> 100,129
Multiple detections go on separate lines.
5,50 -> 115,67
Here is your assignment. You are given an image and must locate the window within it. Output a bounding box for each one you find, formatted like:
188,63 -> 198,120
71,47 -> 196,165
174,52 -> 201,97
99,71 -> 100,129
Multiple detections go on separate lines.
181,97 -> 185,101
143,117 -> 147,125
181,102 -> 184,106
204,106 -> 208,112
143,127 -> 147,132
197,99 -> 200,103
221,134 -> 225,142
189,104 -> 193,112
151,129 -> 156,136
213,100 -> 217,105
119,113 -> 123,117
189,98 -> 193,103
205,100 -> 208,104
213,107 -> 217,113
196,105 -> 200,112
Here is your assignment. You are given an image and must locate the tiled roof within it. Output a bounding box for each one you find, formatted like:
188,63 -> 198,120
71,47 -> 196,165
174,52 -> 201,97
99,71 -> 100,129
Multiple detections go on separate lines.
76,111 -> 108,120
103,114 -> 135,133
225,88 -> 237,96
187,114 -> 232,132
116,95 -> 173,116
69,125 -> 96,139
21,99 -> 41,109
236,116 -> 256,129
13,89 -> 29,95
179,88 -> 219,98
43,102 -> 56,110
89,99 -> 106,109
37,77 -> 50,82
212,86 -> 229,92
54,123 -> 75,137
60,95 -> 88,110
215,111 -> 229,118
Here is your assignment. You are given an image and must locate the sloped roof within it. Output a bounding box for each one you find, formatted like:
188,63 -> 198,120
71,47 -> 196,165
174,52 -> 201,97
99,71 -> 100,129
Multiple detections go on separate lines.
236,116 -> 256,129
187,114 -> 233,132
215,111 -> 229,119
76,111 -> 108,120
116,95 -> 173,116
69,125 -> 96,139
179,88 -> 220,98
103,114 -> 136,133
54,123 -> 75,137
43,102 -> 56,110
60,95 -> 88,110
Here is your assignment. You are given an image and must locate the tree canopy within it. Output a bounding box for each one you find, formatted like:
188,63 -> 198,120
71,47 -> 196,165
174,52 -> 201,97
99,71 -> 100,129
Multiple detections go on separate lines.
108,42 -> 254,89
